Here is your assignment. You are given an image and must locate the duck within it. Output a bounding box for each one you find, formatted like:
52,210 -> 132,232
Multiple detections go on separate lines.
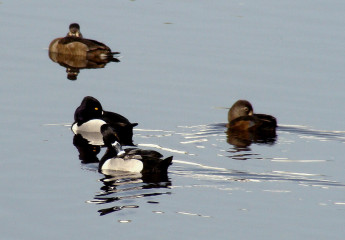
99,124 -> 173,174
227,100 -> 277,131
71,96 -> 138,146
48,23 -> 120,61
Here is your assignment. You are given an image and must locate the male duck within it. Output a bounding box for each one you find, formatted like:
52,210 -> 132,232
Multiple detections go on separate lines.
227,100 -> 277,131
72,96 -> 138,146
49,23 -> 120,61
99,124 -> 173,174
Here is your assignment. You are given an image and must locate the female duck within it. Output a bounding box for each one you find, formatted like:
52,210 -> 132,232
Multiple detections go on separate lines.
99,124 -> 173,174
72,96 -> 138,146
49,23 -> 119,61
227,100 -> 277,131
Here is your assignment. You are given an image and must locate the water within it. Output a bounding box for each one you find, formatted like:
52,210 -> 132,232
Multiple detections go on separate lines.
1,0 -> 345,239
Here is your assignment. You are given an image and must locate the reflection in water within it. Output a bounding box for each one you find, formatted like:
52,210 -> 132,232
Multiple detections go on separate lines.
88,170 -> 171,216
73,134 -> 101,163
48,52 -> 119,80
178,123 -> 345,159
73,130 -> 105,146
177,123 -> 277,154
226,151 -> 261,161
226,128 -> 277,149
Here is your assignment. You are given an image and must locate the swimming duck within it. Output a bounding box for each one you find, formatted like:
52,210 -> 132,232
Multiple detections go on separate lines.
49,23 -> 120,61
72,96 -> 138,146
227,100 -> 277,131
99,124 -> 173,174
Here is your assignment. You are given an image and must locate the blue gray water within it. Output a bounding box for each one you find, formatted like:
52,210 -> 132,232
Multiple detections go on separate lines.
1,0 -> 345,239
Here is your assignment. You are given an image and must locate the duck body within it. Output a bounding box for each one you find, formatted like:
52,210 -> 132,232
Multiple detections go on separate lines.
99,124 -> 173,174
227,100 -> 277,131
72,96 -> 138,146
48,23 -> 119,61
100,147 -> 173,174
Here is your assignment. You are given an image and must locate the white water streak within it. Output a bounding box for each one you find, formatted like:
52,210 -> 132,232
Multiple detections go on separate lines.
137,144 -> 187,154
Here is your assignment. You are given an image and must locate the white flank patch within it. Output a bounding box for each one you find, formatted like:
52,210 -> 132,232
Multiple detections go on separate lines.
71,119 -> 106,133
102,158 -> 143,173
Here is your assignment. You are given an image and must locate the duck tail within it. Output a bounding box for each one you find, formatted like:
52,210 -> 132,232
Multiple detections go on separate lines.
159,156 -> 173,172
109,52 -> 121,62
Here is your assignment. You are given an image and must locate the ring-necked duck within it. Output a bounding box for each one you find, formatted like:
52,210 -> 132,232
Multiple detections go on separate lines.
99,124 -> 173,174
227,100 -> 277,131
49,23 -> 119,60
72,96 -> 138,146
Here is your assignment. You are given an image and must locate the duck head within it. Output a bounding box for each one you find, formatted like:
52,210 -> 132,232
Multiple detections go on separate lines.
74,96 -> 103,125
228,100 -> 254,122
67,23 -> 83,38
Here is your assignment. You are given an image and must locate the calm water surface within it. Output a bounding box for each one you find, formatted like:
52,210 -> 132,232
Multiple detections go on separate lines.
1,0 -> 345,239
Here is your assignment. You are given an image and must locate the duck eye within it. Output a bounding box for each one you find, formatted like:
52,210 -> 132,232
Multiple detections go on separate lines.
95,107 -> 98,111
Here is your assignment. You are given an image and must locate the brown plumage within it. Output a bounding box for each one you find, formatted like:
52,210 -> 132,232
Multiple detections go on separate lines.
49,23 -> 119,61
227,100 -> 277,131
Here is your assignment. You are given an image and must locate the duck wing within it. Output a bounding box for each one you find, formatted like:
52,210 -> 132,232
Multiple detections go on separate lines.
229,114 -> 277,131
124,148 -> 164,159
59,37 -> 111,51
254,114 -> 277,129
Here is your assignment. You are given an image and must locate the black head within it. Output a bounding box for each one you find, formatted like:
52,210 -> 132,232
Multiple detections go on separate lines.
67,23 -> 83,37
74,96 -> 103,124
100,124 -> 120,146
99,124 -> 122,168
228,100 -> 254,122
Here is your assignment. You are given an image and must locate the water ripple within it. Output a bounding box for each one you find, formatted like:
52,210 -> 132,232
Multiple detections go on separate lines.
86,171 -> 172,217
172,160 -> 345,188
278,124 -> 345,143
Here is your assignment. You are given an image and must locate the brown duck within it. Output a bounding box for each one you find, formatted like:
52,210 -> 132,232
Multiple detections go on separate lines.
227,100 -> 277,131
49,23 -> 119,61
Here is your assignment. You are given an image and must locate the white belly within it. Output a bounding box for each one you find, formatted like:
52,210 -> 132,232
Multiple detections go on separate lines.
71,119 -> 106,133
101,158 -> 144,173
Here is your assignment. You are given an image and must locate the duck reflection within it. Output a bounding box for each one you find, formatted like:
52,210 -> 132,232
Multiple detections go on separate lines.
226,128 -> 277,149
73,134 -> 101,164
93,170 -> 171,216
48,52 -> 119,80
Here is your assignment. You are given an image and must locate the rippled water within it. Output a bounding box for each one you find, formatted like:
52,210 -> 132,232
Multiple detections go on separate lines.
1,0 -> 345,239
